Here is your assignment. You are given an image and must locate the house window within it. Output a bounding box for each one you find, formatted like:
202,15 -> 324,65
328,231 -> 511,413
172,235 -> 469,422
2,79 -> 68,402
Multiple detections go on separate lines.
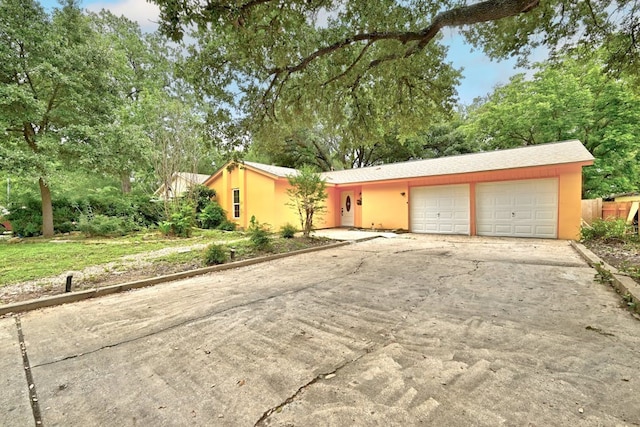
232,188 -> 240,219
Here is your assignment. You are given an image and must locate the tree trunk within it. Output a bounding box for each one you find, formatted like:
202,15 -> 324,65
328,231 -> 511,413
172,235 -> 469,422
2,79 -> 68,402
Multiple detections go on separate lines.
39,177 -> 54,237
120,171 -> 131,193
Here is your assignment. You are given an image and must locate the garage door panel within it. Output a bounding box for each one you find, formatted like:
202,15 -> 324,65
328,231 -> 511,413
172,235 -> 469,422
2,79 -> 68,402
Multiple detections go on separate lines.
536,211 -> 555,220
476,179 -> 558,238
514,225 -> 533,234
411,184 -> 470,235
514,210 -> 532,220
515,195 -> 535,205
453,211 -> 468,220
495,225 -> 513,234
495,211 -> 511,220
535,225 -> 556,235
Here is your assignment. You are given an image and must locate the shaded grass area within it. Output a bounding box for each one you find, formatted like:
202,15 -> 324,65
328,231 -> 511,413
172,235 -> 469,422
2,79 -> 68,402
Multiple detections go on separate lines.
0,229 -> 244,286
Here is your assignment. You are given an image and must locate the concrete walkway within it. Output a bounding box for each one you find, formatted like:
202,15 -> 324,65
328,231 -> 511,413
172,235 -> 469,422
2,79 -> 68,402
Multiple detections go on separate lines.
312,228 -> 399,241
2,235 -> 639,426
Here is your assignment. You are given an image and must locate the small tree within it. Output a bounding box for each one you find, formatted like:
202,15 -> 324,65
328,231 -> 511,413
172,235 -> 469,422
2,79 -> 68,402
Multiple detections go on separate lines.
287,166 -> 328,238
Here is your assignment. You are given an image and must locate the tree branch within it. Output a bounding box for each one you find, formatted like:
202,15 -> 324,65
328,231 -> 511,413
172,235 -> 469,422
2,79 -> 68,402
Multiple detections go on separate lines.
270,0 -> 540,78
41,83 -> 62,131
23,122 -> 39,152
322,41 -> 373,87
261,0 -> 540,107
19,41 -> 38,99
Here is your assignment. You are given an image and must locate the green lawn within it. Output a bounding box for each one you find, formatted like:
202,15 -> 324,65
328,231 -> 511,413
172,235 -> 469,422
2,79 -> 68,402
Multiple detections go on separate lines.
0,229 -> 244,286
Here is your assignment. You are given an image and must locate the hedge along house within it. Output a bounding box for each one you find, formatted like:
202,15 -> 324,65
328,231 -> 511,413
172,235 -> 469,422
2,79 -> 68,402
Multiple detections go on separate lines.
204,140 -> 594,240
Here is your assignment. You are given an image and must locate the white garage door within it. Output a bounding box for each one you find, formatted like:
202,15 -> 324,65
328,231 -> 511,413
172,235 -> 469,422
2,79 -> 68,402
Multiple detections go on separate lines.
476,179 -> 558,238
411,184 -> 470,234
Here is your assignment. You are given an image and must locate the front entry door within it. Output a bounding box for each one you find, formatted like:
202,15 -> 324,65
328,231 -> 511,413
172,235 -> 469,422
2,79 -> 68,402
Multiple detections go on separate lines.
340,191 -> 355,227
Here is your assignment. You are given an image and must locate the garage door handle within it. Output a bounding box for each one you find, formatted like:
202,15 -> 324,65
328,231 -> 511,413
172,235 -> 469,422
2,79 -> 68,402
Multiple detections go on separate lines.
512,212 -> 515,218
437,213 -> 440,218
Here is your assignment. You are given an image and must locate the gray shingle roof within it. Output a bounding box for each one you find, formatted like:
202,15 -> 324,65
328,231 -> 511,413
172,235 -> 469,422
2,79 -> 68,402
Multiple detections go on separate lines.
175,172 -> 212,184
243,140 -> 593,185
243,161 -> 300,178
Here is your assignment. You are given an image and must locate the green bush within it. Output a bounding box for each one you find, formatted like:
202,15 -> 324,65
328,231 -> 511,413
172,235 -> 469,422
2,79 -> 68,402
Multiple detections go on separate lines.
52,197 -> 80,233
159,204 -> 195,237
78,214 -> 128,237
581,218 -> 629,241
187,184 -> 217,213
6,198 -> 42,237
158,221 -> 172,236
6,190 -> 162,237
82,192 -> 161,228
280,223 -> 297,238
218,220 -> 237,231
198,202 -> 226,229
248,216 -> 271,250
203,243 -> 228,265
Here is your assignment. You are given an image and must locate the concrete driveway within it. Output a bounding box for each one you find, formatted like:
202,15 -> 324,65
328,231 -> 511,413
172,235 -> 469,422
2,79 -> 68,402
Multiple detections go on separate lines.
2,235 -> 639,426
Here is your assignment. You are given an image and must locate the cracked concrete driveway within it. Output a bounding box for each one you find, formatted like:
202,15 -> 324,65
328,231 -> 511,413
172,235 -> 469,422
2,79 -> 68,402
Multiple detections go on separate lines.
2,235 -> 640,426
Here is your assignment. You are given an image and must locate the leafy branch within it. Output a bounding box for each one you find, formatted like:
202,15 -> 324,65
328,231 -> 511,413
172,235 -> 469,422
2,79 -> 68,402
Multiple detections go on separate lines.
263,0 -> 539,105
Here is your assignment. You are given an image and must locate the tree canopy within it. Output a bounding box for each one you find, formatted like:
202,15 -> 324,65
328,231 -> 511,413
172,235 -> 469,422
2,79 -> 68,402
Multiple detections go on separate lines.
463,52 -> 640,197
151,0 -> 640,142
0,0 -> 123,235
0,0 -> 217,236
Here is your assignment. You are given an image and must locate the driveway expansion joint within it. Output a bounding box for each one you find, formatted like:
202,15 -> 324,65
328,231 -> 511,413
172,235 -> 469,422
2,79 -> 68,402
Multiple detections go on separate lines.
14,315 -> 43,426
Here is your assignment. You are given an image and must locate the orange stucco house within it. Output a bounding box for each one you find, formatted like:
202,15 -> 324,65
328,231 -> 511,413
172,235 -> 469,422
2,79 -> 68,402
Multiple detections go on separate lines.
204,140 -> 594,240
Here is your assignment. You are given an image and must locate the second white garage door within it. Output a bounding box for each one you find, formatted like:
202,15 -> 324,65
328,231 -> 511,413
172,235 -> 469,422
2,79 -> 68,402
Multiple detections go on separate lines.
476,179 -> 558,238
411,184 -> 470,234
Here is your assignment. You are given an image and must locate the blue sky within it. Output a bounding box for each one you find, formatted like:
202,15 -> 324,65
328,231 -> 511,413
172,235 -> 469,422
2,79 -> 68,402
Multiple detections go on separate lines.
40,0 -> 536,105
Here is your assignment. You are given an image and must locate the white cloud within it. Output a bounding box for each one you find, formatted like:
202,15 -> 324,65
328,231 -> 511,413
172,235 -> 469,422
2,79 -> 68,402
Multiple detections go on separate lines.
86,0 -> 160,32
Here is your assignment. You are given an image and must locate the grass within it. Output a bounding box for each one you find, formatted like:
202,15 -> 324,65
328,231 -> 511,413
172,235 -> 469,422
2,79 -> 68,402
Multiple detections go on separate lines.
152,250 -> 202,264
0,229 -> 244,286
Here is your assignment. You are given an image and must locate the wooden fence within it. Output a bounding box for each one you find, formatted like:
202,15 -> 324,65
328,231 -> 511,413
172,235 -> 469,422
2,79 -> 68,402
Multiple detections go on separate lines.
581,199 -> 602,225
582,198 -> 638,225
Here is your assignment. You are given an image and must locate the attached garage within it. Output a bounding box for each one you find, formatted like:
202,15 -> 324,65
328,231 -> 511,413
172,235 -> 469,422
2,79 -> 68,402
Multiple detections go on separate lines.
476,179 -> 558,238
410,184 -> 470,234
207,140 -> 594,240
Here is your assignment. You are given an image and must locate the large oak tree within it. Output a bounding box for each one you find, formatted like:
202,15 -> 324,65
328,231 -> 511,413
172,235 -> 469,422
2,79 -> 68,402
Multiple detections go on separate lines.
0,0 -> 120,236
151,0 -> 639,145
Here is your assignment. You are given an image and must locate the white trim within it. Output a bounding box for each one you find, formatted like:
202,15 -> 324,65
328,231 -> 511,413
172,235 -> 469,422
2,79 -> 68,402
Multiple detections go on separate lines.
232,188 -> 240,219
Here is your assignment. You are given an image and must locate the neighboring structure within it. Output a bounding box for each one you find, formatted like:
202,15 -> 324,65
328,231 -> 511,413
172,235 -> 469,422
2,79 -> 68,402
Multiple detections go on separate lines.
204,140 -> 594,239
0,205 -> 10,232
154,172 -> 211,200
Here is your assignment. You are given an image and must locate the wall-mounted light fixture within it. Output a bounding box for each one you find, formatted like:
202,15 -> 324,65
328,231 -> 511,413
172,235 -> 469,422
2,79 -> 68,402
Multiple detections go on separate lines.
400,192 -> 406,197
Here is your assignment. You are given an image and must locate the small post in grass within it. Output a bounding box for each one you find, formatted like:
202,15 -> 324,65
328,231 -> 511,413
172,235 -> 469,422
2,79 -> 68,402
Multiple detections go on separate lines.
230,248 -> 236,261
65,275 -> 73,293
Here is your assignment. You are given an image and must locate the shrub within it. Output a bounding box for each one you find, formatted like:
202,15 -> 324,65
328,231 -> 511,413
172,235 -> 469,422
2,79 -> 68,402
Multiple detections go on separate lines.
218,220 -> 237,231
159,204 -> 195,237
198,202 -> 226,229
6,197 -> 42,237
158,221 -> 173,236
5,189 -> 161,237
78,214 -> 128,237
52,197 -> 80,232
581,218 -> 629,241
280,223 -> 297,238
203,243 -> 228,265
248,216 -> 271,250
188,184 -> 217,213
55,221 -> 76,234
82,192 -> 161,229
